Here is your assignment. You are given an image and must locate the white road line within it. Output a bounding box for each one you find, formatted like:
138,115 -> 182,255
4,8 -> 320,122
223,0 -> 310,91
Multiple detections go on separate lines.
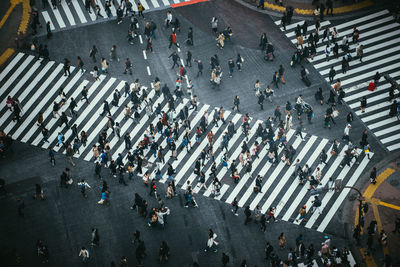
192,113 -> 242,194
260,136 -> 318,214
0,61 -> 54,127
75,80 -> 125,157
388,143 -> 400,151
143,50 -> 147,60
0,52 -> 24,83
42,75 -> 106,149
316,155 -> 372,232
213,119 -> 261,185
95,0 -> 107,18
332,10 -> 389,31
0,55 -> 34,102
177,47 -> 181,53
274,138 -> 328,217
60,0 -> 76,26
282,144 -> 333,222
237,129 -> 296,207
361,109 -> 393,123
9,65 -> 64,138
314,35 -> 400,68
161,0 -> 170,6
47,0 -> 66,28
355,100 -> 394,116
53,77 -> 116,152
0,59 -> 42,123
12,66 -> 74,140
305,150 -> 367,229
139,35 -> 143,44
286,20 -> 330,38
173,0 -> 180,3
374,124 -> 400,137
140,0 -> 151,10
313,21 -> 399,55
31,79 -> 90,146
349,89 -> 395,109
249,135 -> 303,211
72,0 -> 88,23
344,77 -> 400,102
41,11 -> 56,30
381,133 -> 400,144
276,20 -> 306,31
182,112 -> 235,191
338,62 -> 400,87
292,146 -> 348,225
147,66 -> 151,76
24,71 -> 83,144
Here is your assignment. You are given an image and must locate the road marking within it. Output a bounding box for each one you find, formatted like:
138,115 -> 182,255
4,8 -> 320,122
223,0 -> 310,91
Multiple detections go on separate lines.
47,0 -> 66,28
0,51 -> 22,82
139,35 -> 143,44
72,0 -> 88,23
147,66 -> 151,76
143,50 -> 147,60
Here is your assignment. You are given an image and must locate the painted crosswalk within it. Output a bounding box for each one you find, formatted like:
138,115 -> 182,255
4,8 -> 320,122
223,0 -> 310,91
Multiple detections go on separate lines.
275,9 -> 400,152
39,0 -> 186,31
0,52 -> 374,234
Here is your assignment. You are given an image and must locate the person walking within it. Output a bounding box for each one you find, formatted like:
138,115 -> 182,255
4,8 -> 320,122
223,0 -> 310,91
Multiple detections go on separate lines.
168,51 -> 180,69
233,95 -> 240,112
124,58 -> 133,75
89,45 -> 98,63
231,197 -> 239,216
278,233 -> 286,249
244,206 -> 252,225
66,144 -> 75,166
205,229 -> 218,252
81,86 -> 90,104
77,179 -> 91,198
91,228 -> 100,246
278,65 -> 286,84
360,96 -> 367,113
78,247 -> 89,263
370,167 -> 377,184
311,195 -> 322,214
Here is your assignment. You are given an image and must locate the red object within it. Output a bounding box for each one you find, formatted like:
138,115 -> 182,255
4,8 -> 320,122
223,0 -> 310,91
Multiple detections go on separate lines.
171,0 -> 209,8
368,82 -> 375,91
171,33 -> 177,44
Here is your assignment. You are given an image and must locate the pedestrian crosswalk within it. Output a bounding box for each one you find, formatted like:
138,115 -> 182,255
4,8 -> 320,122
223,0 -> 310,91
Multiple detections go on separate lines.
0,52 -> 374,233
275,9 -> 400,152
39,0 -> 186,31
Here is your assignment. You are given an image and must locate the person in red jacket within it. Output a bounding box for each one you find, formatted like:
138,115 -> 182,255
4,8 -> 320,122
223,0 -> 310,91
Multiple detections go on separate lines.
169,31 -> 180,48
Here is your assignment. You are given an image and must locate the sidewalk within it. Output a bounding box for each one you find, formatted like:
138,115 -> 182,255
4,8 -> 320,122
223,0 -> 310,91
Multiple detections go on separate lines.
351,155 -> 400,266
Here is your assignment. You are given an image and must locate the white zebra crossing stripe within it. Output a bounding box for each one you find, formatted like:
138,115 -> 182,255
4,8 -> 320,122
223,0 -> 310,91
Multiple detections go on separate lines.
344,76 -> 400,102
250,134 -> 303,211
305,150 -> 369,230
57,77 -> 116,150
161,0 -> 170,5
30,76 -> 88,146
150,0 -> 160,7
47,0 -> 67,28
60,0 -> 76,26
41,11 -> 56,30
332,10 -> 389,31
374,124 -> 400,137
215,184 -> 229,200
381,133 -> 400,144
273,138 -> 328,217
42,74 -> 106,149
0,55 -> 35,102
388,143 -> 400,151
0,60 -> 54,127
192,113 -> 242,194
0,52 -> 24,83
140,0 -> 151,10
72,0 -> 88,23
282,144 -> 334,222
236,129 -> 296,207
292,145 -> 348,225
260,136 -> 318,214
11,66 -> 75,140
80,0 -> 97,21
76,80 -> 125,156
317,154 -> 372,232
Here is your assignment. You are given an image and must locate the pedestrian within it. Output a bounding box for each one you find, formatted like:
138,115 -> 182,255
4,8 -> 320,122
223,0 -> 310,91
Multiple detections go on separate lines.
81,86 -> 90,104
77,179 -> 91,198
211,17 -> 218,33
168,51 -> 180,69
78,247 -> 89,263
110,45 -> 119,62
222,253 -> 230,267
244,206 -> 252,225
342,124 -> 351,143
91,228 -> 100,246
205,229 -> 218,252
236,53 -> 243,71
187,27 -> 193,45
137,2 -> 145,18
231,197 -> 239,216
159,241 -> 170,262
123,58 -> 132,75
233,95 -> 240,112
357,44 -> 364,62
278,233 -> 286,249
311,195 -> 322,214
89,45 -> 98,63
267,207 -> 278,222
374,71 -> 381,88
33,183 -> 45,200
66,144 -> 75,166
297,205 -> 307,222
46,21 -> 52,39
370,167 -> 377,184
169,31 -> 179,49
166,11 -> 172,28
360,96 -> 367,113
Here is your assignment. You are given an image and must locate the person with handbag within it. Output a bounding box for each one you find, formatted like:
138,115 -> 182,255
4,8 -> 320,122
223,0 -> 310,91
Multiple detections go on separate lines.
205,229 -> 218,252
